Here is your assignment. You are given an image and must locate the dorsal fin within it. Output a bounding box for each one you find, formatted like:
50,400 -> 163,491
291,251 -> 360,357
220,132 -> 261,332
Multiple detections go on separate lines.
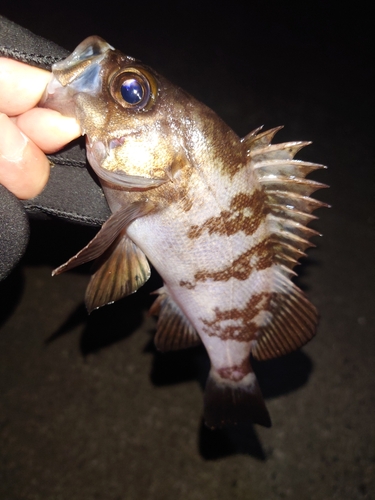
150,287 -> 201,351
242,125 -> 283,150
242,127 -> 327,360
243,127 -> 328,274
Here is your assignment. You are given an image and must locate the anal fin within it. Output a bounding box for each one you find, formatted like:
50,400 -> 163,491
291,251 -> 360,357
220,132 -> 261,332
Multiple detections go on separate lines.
204,369 -> 271,429
85,232 -> 151,313
150,287 -> 201,351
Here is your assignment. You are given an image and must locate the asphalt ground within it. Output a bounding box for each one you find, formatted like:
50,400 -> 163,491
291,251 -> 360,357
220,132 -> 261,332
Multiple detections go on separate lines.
1,2 -> 374,499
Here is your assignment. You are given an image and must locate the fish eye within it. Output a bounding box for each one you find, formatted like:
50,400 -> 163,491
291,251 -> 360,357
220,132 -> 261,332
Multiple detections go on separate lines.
120,78 -> 144,104
110,67 -> 158,111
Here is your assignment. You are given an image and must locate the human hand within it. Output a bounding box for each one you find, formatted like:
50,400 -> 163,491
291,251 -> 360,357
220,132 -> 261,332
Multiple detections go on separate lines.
0,58 -> 81,199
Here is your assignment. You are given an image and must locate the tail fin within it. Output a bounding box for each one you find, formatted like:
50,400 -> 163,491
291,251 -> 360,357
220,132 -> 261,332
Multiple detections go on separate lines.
203,369 -> 271,429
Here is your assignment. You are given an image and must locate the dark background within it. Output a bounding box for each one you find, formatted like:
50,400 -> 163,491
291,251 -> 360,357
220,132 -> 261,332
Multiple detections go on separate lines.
1,2 -> 374,499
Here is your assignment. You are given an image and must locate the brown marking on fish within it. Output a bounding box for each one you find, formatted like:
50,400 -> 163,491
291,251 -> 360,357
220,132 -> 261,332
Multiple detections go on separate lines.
179,279 -> 196,290
192,237 -> 274,284
255,238 -> 276,271
178,193 -> 194,213
200,292 -> 272,341
217,359 -> 251,381
194,249 -> 252,282
188,190 -> 267,240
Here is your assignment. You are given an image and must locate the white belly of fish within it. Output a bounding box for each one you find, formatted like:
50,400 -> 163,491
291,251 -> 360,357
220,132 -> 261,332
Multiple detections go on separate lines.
124,168 -> 274,368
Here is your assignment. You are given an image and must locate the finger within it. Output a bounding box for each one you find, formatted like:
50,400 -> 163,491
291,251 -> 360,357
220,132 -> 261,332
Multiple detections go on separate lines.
15,108 -> 81,153
0,58 -> 51,116
0,113 -> 50,199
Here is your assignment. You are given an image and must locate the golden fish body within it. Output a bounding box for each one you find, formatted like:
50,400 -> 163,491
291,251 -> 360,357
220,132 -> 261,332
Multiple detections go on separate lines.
42,37 -> 327,428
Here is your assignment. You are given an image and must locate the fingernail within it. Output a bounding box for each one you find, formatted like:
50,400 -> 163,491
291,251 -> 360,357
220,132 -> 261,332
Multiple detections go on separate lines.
0,113 -> 28,162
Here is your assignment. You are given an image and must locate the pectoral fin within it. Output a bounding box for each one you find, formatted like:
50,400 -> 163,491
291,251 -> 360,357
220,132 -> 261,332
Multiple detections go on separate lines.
85,232 -> 151,313
52,201 -> 153,276
150,287 -> 201,351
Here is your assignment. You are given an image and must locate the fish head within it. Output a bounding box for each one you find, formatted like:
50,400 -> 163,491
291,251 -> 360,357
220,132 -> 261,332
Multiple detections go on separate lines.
41,36 -> 191,190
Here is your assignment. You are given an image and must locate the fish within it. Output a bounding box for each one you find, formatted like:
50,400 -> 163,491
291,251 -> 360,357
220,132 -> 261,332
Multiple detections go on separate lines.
41,36 -> 328,429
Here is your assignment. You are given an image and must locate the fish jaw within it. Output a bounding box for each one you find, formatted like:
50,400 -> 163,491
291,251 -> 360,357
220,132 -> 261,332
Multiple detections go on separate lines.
40,36 -> 114,119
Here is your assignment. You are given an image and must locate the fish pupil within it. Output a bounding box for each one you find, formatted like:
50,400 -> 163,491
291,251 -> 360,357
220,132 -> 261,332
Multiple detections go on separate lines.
120,78 -> 144,104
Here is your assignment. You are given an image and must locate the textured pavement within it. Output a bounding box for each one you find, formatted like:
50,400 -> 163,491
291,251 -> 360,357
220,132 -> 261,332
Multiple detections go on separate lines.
1,3 -> 374,499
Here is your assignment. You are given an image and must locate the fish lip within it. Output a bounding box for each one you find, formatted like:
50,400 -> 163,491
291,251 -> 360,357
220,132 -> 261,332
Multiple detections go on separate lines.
39,37 -> 115,113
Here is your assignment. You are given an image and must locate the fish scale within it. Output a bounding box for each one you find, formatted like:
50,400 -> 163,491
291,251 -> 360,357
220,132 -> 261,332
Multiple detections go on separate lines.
41,36 -> 328,429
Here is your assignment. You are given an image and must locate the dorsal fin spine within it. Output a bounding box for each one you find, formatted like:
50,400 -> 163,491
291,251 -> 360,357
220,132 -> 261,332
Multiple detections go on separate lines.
244,126 -> 327,278
243,125 -> 284,149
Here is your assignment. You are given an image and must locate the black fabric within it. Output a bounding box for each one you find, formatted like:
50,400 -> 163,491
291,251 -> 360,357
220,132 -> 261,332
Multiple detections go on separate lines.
0,185 -> 29,280
0,15 -> 68,68
0,15 -> 111,280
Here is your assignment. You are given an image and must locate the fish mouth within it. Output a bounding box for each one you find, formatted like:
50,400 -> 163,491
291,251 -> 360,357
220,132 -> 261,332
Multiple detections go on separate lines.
49,36 -> 114,87
39,36 -> 115,115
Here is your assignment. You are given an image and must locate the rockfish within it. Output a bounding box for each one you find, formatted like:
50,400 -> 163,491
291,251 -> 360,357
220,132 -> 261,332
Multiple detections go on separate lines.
41,36 -> 327,428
